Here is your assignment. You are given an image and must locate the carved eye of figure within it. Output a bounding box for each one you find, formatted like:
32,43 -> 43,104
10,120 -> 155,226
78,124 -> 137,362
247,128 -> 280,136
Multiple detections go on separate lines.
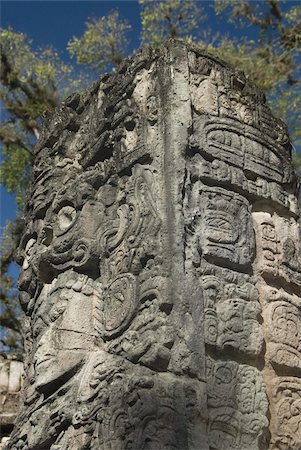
57,206 -> 77,233
25,238 -> 36,256
40,227 -> 53,247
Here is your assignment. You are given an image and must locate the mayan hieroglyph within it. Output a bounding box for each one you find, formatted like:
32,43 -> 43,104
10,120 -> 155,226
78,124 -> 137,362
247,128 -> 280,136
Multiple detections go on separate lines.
9,41 -> 301,450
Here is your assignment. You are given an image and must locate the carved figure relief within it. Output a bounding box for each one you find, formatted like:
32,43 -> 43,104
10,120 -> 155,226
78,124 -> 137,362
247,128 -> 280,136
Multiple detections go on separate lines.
9,42 -> 301,450
99,164 -> 161,280
32,272 -> 98,393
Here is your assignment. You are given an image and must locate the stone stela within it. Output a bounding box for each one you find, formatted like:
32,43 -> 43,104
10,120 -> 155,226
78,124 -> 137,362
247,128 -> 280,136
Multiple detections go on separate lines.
8,41 -> 301,450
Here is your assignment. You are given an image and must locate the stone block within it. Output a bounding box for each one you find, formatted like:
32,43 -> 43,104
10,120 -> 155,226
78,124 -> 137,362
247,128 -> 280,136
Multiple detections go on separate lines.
8,41 -> 300,450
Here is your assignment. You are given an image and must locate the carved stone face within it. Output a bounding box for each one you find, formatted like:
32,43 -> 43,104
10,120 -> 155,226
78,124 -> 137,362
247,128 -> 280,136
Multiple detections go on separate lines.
33,278 -> 95,393
28,169 -> 55,219
37,199 -> 104,281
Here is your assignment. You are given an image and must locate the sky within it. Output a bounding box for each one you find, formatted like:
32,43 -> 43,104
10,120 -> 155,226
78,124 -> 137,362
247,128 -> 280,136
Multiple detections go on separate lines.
0,1 -> 142,228
0,0 -> 146,279
1,0 -> 299,350
0,0 -> 232,245
1,0 -> 296,280
1,1 -> 143,61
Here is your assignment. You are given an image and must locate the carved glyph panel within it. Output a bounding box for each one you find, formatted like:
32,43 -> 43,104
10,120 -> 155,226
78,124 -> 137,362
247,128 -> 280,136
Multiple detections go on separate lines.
186,184 -> 254,269
201,275 -> 263,356
253,211 -> 301,286
191,118 -> 293,183
270,378 -> 301,450
206,357 -> 268,450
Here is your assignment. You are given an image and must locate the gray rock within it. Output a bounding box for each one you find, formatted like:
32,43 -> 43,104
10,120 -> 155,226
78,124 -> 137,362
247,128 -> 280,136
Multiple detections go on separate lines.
9,40 -> 301,449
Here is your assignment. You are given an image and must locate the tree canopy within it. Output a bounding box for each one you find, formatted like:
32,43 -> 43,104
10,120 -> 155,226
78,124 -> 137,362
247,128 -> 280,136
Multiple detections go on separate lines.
0,27 -> 89,206
68,10 -> 132,71
1,0 -> 300,353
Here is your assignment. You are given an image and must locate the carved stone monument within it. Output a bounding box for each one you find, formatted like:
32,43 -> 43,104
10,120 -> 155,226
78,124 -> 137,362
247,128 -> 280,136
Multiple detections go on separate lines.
9,41 -> 301,449
0,356 -> 23,447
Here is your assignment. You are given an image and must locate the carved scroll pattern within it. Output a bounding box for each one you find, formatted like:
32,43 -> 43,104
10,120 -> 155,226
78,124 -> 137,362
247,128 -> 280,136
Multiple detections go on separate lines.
10,44 -> 301,450
10,97 -> 173,448
96,164 -> 175,372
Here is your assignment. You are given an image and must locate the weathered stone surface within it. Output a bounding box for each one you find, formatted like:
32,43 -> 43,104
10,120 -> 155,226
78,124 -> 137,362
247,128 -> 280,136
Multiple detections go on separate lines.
0,356 -> 23,447
8,41 -> 301,449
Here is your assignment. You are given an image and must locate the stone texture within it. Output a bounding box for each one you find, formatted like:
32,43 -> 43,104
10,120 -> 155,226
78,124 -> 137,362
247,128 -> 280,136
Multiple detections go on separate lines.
8,41 -> 301,449
0,356 -> 23,447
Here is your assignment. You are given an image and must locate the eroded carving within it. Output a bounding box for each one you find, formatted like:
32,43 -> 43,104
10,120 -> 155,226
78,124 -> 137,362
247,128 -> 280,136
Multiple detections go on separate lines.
253,211 -> 301,286
185,184 -> 254,269
202,276 -> 263,356
10,41 -> 300,450
206,357 -> 268,450
270,378 -> 301,450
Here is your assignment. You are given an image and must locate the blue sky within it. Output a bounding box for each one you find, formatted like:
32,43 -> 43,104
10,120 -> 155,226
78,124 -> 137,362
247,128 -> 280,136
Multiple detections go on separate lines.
2,1 -> 143,61
1,0 -> 230,242
1,1 -> 145,279
1,0 -> 299,280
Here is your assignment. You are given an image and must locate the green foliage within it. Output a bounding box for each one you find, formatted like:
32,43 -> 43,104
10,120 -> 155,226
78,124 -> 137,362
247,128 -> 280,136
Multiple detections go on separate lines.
0,27 -> 90,207
0,142 -> 32,208
0,220 -> 24,355
1,1 -> 300,353
0,28 -> 90,352
68,10 -> 131,71
214,0 -> 301,75
214,1 -> 301,160
208,38 -> 293,91
140,0 -> 206,46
